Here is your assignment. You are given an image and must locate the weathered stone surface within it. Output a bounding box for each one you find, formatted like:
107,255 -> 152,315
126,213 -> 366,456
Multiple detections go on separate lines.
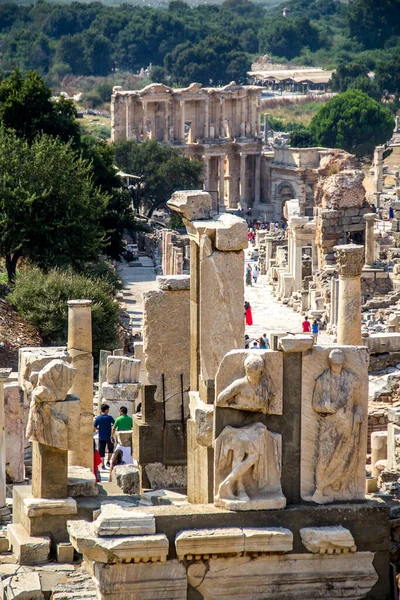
315,169 -> 365,210
243,528 -> 293,553
167,190 -> 212,222
175,528 -> 244,558
278,335 -> 314,353
214,214 -> 248,251
4,572 -> 43,599
106,356 -> 140,385
51,565 -> 97,600
111,465 -> 140,495
301,346 -> 369,504
23,497 -> 77,517
7,524 -> 50,565
94,560 -> 186,600
199,237 -> 244,382
18,347 -> 69,392
143,284 -> 190,422
101,382 -> 140,402
144,463 -> 187,490
194,402 -> 213,447
4,382 -> 25,483
57,542 -> 75,563
300,526 -> 356,554
93,504 -> 155,537
187,552 -> 378,599
157,275 -> 190,291
116,430 -> 133,447
68,520 -> 168,563
68,467 -> 98,497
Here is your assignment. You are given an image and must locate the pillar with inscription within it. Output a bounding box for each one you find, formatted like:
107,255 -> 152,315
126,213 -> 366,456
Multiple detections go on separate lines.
334,244 -> 364,346
67,300 -> 94,469
364,213 -> 377,265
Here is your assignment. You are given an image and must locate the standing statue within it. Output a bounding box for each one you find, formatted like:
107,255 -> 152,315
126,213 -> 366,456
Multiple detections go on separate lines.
216,354 -> 272,414
26,359 -> 80,451
312,349 -> 364,503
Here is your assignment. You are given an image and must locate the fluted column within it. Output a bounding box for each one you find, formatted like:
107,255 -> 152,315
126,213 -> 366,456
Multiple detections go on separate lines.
0,369 -> 11,521
334,244 -> 364,346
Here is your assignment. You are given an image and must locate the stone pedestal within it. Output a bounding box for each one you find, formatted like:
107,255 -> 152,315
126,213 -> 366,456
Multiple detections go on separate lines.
334,245 -> 364,346
364,213 -> 376,265
67,300 -> 93,469
371,431 -> 387,478
32,444 -> 68,499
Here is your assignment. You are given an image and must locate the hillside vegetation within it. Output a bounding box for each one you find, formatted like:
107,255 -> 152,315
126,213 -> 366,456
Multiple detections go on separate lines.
0,0 -> 397,96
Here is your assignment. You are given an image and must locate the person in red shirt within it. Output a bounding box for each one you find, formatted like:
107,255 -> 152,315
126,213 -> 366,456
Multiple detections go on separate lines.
302,316 -> 311,333
93,440 -> 102,482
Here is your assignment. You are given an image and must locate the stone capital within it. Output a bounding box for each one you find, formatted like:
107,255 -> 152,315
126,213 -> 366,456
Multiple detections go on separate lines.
363,213 -> 377,222
334,244 -> 364,277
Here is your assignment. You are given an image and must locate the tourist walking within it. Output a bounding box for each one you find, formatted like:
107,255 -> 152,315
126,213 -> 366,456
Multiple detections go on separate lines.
246,264 -> 252,286
262,333 -> 270,349
253,264 -> 259,284
302,316 -> 311,333
244,301 -> 253,326
258,336 -> 266,349
312,319 -> 319,341
94,404 -> 115,469
389,205 -> 394,220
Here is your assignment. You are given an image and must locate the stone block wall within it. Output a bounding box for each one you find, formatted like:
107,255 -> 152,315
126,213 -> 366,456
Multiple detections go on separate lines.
361,270 -> 393,303
315,206 -> 370,267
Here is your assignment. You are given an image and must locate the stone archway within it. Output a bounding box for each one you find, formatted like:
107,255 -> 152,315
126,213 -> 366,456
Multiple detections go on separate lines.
277,181 -> 295,219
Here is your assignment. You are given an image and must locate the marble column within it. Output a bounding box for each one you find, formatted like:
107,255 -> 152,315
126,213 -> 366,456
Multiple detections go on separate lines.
204,98 -> 209,139
164,100 -> 170,142
373,145 -> 384,193
264,112 -> 269,144
219,155 -> 225,213
364,213 -> 377,265
142,100 -> 148,141
220,98 -> 225,138
334,244 -> 364,346
68,300 -> 94,469
240,153 -> 247,206
0,369 -> 11,523
255,154 -> 261,203
125,96 -> 130,140
180,101 -> 185,142
202,156 -> 210,192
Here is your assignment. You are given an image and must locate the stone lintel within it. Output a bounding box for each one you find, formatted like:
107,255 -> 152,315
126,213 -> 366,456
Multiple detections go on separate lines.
157,275 -> 190,291
23,497 -> 77,518
334,244 -> 364,277
175,527 -> 293,559
278,335 -> 314,353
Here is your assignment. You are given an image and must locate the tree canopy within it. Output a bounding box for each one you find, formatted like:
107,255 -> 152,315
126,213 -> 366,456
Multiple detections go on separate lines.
0,129 -> 108,283
308,90 -> 394,156
114,140 -> 203,217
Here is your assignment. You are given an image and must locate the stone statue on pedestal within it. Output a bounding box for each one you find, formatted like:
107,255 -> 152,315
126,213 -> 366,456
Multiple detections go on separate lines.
26,359 -> 80,451
312,349 -> 364,504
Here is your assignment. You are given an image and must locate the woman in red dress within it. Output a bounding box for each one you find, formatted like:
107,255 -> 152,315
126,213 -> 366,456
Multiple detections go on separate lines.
244,301 -> 253,326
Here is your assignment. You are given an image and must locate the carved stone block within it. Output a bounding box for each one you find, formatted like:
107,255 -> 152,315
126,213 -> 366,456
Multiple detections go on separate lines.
301,346 -> 369,504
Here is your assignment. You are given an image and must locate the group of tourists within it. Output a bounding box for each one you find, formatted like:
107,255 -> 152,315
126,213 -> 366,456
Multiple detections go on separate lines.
93,404 -> 134,482
302,315 -> 320,340
246,263 -> 259,286
245,333 -> 269,349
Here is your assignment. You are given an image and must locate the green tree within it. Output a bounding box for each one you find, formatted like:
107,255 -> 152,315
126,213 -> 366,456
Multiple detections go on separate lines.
348,0 -> 400,50
309,89 -> 394,156
114,140 -> 203,217
0,70 -> 80,144
330,62 -> 380,100
0,129 -> 108,283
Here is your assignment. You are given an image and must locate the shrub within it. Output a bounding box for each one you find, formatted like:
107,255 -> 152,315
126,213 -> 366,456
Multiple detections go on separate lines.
78,257 -> 122,292
8,267 -> 120,355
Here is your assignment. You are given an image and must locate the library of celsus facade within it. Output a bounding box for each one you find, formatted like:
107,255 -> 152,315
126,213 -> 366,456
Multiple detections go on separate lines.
111,82 -> 349,222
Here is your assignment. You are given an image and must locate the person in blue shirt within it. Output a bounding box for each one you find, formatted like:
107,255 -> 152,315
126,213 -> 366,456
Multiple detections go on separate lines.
312,319 -> 319,341
94,404 -> 115,469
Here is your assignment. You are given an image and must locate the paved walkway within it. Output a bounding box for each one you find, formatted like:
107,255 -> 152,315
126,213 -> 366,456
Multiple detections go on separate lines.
118,257 -> 158,335
244,257 -> 334,346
